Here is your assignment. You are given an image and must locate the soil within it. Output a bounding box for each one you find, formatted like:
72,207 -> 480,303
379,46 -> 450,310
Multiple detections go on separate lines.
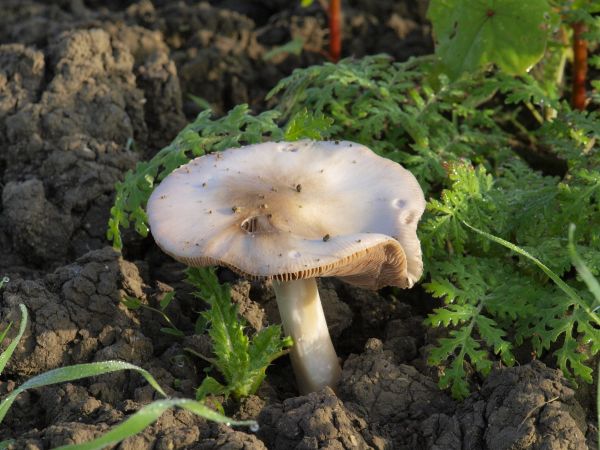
0,1 -> 595,449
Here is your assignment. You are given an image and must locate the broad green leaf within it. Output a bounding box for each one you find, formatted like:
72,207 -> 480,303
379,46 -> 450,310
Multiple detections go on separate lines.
428,0 -> 550,79
54,398 -> 256,450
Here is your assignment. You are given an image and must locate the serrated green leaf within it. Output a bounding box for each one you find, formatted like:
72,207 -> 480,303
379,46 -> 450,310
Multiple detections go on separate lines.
283,109 -> 333,141
187,268 -> 291,399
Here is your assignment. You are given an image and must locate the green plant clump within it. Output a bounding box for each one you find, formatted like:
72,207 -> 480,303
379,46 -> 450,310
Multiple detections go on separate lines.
186,268 -> 293,400
108,0 -> 600,402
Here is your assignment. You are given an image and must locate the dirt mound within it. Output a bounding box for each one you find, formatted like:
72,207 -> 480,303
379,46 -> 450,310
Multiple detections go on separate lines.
421,360 -> 589,450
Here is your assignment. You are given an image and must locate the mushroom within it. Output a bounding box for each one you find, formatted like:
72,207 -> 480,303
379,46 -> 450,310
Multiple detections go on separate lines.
146,140 -> 426,394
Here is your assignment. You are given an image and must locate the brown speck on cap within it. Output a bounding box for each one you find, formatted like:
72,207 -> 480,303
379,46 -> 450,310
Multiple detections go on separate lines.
146,139 -> 426,290
323,234 -> 330,242
296,184 -> 302,192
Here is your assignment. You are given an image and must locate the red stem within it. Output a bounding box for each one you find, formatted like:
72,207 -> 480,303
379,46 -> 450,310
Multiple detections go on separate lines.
329,0 -> 341,62
571,21 -> 588,111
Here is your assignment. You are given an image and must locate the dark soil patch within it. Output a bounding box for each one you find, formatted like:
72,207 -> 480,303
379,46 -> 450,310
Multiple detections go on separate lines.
0,1 -> 595,449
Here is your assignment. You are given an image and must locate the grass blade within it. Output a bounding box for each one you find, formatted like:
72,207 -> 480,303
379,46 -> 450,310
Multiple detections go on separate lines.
463,221 -> 600,326
0,360 -> 167,423
54,398 -> 256,450
568,224 -> 600,305
0,304 -> 28,376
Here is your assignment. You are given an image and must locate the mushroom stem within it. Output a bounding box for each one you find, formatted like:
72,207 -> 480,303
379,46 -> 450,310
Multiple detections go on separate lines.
272,278 -> 341,394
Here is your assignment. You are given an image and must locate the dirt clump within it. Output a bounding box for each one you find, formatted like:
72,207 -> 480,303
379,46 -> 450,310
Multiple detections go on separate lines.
421,360 -> 588,450
340,338 -> 455,449
259,386 -> 370,449
0,247 -> 150,375
0,24 -> 184,271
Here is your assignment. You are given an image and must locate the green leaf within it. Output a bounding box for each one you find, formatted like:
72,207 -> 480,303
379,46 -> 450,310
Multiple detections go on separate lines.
188,94 -> 212,111
54,398 -> 256,450
0,440 -> 13,449
0,360 -> 167,423
569,224 -> 600,305
464,221 -> 598,323
283,109 -> 333,141
263,37 -> 305,61
428,0 -> 551,79
121,295 -> 142,310
0,304 -> 27,376
196,376 -> 228,400
0,323 -> 11,352
160,327 -> 185,337
186,267 -> 291,399
159,291 -> 176,310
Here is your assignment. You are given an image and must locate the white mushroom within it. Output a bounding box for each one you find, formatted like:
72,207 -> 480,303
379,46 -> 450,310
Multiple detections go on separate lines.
147,140 -> 426,394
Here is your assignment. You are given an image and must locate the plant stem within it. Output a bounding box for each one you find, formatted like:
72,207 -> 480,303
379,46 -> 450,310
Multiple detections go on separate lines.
328,0 -> 341,62
571,21 -> 588,111
272,278 -> 341,394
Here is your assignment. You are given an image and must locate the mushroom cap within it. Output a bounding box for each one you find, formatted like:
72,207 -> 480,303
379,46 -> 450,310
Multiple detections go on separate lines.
147,140 -> 426,290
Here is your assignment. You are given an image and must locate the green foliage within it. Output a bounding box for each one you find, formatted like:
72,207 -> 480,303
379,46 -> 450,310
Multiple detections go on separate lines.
186,268 -> 292,400
420,154 -> 600,397
268,54 -> 522,193
0,305 -> 254,449
269,49 -> 600,398
427,0 -> 551,79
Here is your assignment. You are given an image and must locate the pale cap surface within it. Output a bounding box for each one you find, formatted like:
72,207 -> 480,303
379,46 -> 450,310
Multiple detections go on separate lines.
147,140 -> 426,289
